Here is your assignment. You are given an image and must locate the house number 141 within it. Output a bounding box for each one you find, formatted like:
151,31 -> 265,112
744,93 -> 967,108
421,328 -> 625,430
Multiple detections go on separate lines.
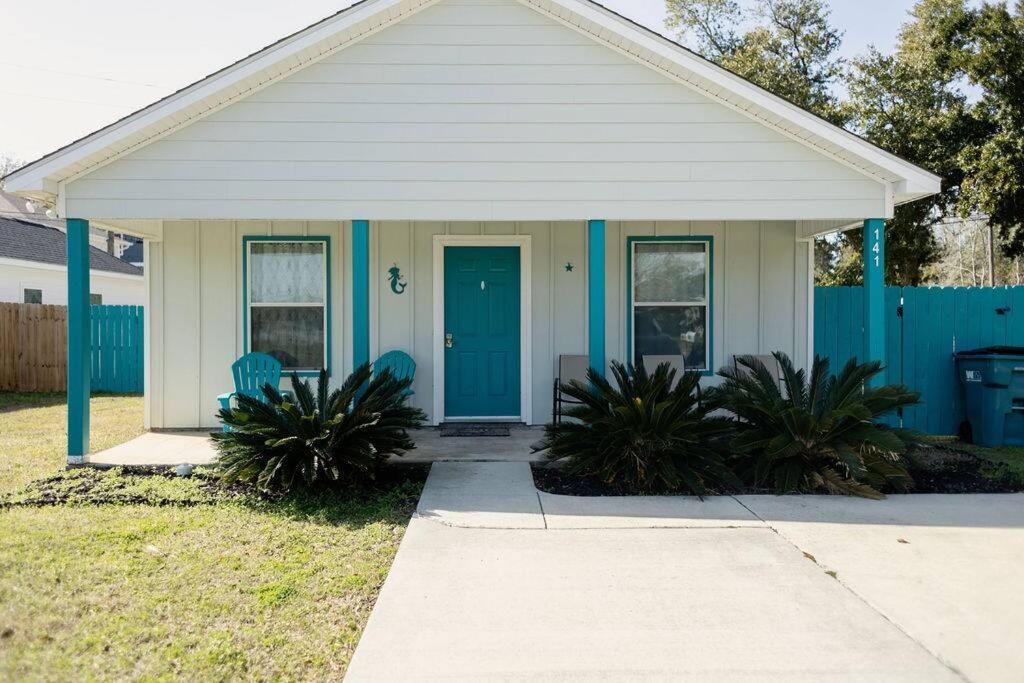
871,227 -> 881,268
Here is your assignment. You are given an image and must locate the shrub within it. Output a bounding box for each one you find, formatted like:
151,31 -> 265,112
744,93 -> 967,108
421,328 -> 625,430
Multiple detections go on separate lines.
715,353 -> 919,498
537,361 -> 738,495
212,365 -> 425,492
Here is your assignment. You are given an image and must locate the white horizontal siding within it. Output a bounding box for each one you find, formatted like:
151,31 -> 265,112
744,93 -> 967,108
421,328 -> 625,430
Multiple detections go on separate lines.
66,0 -> 885,221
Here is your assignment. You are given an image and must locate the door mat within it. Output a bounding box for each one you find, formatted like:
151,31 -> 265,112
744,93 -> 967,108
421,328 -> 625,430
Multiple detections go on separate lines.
440,423 -> 512,437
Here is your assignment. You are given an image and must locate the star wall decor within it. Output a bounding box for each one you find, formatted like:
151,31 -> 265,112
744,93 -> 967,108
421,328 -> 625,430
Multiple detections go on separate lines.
564,262 -> 574,272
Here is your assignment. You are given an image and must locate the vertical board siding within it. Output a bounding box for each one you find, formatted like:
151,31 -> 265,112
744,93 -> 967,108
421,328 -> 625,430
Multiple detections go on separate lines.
151,220 -> 808,427
0,303 -> 142,393
815,285 -> 1024,435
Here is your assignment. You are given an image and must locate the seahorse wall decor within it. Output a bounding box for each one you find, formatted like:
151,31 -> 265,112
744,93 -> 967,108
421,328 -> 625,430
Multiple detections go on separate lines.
387,264 -> 408,294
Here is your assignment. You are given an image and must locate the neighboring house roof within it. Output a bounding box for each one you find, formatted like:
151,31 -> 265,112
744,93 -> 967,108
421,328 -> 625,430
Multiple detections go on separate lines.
0,189 -> 65,230
120,239 -> 143,265
0,216 -> 143,276
1,0 -> 940,205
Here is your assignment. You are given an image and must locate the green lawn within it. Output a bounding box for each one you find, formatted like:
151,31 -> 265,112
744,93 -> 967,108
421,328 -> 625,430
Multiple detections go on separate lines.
0,392 -> 425,681
0,392 -> 145,495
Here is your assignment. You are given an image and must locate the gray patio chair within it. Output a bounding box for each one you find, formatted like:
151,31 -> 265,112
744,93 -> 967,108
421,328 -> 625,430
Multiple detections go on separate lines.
553,354 -> 590,424
642,354 -> 686,377
734,354 -> 783,388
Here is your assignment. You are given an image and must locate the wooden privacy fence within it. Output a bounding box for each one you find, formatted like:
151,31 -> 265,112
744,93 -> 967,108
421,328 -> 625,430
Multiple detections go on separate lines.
815,286 -> 1024,435
0,303 -> 143,393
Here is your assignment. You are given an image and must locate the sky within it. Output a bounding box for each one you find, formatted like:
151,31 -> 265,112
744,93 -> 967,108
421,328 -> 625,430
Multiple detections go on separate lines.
1,0 -> 920,164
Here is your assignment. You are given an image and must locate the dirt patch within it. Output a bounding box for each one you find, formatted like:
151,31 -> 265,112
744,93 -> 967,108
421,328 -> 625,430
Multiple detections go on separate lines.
902,444 -> 1024,493
2,463 -> 432,508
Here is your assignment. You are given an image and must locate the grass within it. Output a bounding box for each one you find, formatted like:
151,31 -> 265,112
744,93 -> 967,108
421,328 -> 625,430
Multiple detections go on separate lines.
0,391 -> 426,680
0,392 -> 144,495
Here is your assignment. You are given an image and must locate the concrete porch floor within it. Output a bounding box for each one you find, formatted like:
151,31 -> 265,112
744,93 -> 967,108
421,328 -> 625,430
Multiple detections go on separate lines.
85,426 -> 546,467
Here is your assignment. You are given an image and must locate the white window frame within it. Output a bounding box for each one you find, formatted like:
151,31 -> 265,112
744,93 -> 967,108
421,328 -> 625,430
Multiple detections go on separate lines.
629,238 -> 712,373
245,238 -> 330,374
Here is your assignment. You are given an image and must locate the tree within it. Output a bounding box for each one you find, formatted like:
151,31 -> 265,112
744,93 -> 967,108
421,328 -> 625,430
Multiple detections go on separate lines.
666,0 -> 846,122
842,3 -> 976,284
0,154 -> 23,178
943,3 -> 1024,257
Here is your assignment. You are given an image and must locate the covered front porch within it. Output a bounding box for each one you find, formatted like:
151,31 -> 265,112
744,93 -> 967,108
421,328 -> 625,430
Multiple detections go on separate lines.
61,216 -> 888,466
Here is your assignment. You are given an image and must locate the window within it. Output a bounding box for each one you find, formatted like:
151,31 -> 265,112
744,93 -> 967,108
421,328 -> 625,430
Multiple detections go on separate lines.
629,238 -> 711,372
23,288 -> 42,304
245,238 -> 330,373
90,293 -> 103,305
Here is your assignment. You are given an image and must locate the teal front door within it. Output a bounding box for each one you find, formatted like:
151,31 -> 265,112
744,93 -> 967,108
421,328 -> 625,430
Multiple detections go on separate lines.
444,246 -> 521,419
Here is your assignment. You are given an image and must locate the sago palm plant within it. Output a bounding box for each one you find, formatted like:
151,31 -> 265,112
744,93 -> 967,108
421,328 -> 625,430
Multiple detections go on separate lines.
212,364 -> 425,492
715,353 -> 920,498
537,361 -> 738,495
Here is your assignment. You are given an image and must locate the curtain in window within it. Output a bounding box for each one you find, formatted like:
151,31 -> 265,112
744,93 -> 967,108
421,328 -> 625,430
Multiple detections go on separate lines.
248,241 -> 327,371
632,242 -> 709,370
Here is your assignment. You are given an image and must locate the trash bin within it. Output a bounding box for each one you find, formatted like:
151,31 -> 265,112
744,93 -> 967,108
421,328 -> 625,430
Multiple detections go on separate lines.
955,346 -> 1024,447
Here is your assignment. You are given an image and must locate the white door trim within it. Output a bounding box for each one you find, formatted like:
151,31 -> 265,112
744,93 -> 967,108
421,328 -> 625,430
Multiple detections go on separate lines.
432,234 -> 533,426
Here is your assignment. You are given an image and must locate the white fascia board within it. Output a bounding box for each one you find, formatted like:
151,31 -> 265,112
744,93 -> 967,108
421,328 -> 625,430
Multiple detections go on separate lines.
2,0 -> 424,196
531,0 -> 942,195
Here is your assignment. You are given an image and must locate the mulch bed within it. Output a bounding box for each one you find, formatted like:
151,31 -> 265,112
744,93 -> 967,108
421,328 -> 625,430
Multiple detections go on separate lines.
902,445 -> 1023,493
532,444 -> 1024,497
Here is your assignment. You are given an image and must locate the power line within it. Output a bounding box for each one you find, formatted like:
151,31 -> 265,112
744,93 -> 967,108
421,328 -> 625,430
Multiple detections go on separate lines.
0,91 -> 138,108
0,61 -> 168,89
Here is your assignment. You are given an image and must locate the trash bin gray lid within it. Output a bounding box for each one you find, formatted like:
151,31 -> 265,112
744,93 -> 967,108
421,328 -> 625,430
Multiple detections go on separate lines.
955,346 -> 1024,357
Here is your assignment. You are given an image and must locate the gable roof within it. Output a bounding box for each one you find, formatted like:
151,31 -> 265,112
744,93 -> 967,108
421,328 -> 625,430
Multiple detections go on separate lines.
2,0 -> 940,206
0,217 -> 144,276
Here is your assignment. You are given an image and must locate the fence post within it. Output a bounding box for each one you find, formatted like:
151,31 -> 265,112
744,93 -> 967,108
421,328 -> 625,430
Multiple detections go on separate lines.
863,218 -> 887,386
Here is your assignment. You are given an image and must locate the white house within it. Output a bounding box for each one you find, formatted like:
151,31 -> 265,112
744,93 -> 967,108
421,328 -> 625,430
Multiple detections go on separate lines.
1,0 -> 940,462
0,216 -> 144,306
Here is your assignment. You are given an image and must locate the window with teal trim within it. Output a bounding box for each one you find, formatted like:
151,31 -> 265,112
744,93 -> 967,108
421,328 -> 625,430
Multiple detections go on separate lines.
630,239 -> 710,371
246,240 -> 328,372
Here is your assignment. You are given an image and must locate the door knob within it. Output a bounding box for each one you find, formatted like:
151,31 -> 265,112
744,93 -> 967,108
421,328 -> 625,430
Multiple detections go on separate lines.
445,333 -> 454,349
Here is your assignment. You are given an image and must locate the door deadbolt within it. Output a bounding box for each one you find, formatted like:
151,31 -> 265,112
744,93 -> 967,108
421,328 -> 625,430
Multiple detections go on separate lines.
445,333 -> 454,349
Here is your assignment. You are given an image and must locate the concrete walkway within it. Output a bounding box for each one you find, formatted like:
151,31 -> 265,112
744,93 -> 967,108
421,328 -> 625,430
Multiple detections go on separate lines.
86,427 -> 544,466
347,462 -> 1024,682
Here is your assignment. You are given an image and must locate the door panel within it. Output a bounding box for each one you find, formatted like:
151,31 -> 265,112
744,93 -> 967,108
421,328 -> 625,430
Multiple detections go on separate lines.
444,246 -> 521,418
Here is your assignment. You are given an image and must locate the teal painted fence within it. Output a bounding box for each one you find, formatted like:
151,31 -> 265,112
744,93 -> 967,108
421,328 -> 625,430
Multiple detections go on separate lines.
815,286 -> 1024,435
90,305 -> 144,394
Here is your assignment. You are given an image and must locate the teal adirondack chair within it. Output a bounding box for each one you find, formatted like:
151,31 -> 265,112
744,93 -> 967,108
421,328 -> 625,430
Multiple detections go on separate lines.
217,352 -> 286,432
374,350 -> 416,396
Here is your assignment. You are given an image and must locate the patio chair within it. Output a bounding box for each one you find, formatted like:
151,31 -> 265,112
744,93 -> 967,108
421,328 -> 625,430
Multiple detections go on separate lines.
374,350 -> 416,396
734,354 -> 783,388
216,352 -> 287,432
552,354 -> 590,424
642,354 -> 686,378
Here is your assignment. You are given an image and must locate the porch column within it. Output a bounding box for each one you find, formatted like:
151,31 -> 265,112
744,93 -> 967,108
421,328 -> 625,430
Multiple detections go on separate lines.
587,219 -> 606,377
67,218 -> 91,462
352,219 -> 370,369
863,218 -> 886,385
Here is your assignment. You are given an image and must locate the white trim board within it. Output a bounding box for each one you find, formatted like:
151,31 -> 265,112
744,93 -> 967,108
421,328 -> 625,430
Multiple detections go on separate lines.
431,234 -> 533,426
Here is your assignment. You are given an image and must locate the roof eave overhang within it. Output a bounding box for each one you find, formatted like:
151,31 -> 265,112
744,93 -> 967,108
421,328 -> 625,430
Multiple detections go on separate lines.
3,0 -> 942,204
2,0 -> 435,198
526,0 -> 942,195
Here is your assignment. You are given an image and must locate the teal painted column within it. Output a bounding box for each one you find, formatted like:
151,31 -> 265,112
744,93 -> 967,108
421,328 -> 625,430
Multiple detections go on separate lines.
863,218 -> 886,385
67,218 -> 90,462
352,220 -> 370,369
588,220 -> 606,377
